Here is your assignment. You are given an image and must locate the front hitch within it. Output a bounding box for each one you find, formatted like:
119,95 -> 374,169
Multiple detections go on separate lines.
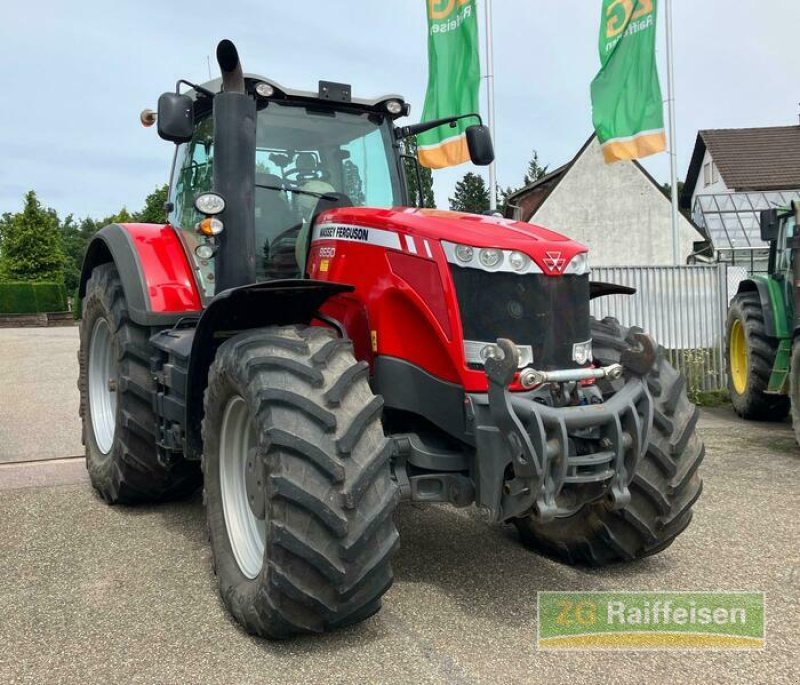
482,337 -> 655,522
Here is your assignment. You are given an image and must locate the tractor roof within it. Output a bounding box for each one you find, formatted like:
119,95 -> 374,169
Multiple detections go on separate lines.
188,73 -> 408,118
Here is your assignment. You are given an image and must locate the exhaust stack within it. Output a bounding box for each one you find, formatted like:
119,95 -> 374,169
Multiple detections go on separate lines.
212,39 -> 256,293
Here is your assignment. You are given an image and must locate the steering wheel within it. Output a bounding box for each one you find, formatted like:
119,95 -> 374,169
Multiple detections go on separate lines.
261,222 -> 304,280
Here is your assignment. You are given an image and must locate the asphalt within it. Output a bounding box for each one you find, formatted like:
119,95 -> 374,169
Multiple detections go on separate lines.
0,327 -> 83,463
0,329 -> 799,684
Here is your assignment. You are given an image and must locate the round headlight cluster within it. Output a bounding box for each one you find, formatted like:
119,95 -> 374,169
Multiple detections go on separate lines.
255,82 -> 275,98
455,244 -> 474,263
194,192 -> 226,216
479,248 -> 503,269
564,252 -> 590,275
508,251 -> 530,271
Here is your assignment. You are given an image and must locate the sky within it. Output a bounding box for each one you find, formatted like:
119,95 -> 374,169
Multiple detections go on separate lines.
1,1 -> 799,220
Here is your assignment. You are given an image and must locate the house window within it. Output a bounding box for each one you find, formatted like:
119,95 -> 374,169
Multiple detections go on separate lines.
703,162 -> 711,187
711,162 -> 719,184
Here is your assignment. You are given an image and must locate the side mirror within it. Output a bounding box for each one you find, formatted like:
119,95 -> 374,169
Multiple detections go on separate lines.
157,92 -> 194,143
760,208 -> 779,242
466,125 -> 494,166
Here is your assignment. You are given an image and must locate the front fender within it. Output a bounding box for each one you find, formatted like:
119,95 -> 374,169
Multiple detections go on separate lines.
79,223 -> 202,326
184,280 -> 354,459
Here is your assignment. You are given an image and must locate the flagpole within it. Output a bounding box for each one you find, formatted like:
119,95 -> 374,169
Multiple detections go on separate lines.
665,0 -> 680,264
484,0 -> 497,211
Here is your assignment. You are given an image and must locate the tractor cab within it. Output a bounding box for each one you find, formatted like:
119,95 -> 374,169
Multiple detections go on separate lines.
165,75 -> 411,295
156,71 -> 491,298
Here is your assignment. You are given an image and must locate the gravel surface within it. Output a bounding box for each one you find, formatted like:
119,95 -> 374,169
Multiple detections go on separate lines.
0,409 -> 798,684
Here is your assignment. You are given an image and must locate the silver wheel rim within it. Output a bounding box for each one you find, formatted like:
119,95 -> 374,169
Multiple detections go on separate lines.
88,317 -> 118,455
220,395 -> 265,579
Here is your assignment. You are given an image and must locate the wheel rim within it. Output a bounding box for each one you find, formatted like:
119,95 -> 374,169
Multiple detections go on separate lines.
88,317 -> 118,454
730,319 -> 748,395
219,395 -> 265,580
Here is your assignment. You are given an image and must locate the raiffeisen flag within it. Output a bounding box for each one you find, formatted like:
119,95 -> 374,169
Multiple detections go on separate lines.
591,0 -> 666,163
418,0 -> 480,169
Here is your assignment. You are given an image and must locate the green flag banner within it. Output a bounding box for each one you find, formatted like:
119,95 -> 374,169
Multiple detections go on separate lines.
591,0 -> 666,163
418,0 -> 480,169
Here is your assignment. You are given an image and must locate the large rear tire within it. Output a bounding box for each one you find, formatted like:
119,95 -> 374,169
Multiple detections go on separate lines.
726,291 -> 789,420
202,326 -> 399,638
78,263 -> 201,503
513,318 -> 704,566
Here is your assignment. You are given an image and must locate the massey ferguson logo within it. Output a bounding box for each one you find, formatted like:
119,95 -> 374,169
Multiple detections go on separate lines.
543,251 -> 566,273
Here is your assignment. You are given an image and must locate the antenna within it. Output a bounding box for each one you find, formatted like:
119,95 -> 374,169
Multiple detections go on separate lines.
207,55 -> 212,80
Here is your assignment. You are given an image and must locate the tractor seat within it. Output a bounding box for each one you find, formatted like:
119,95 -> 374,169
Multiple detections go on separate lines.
255,173 -> 298,280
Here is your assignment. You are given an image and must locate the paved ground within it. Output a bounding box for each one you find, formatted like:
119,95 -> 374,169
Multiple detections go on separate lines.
0,327 -> 83,463
0,329 -> 799,684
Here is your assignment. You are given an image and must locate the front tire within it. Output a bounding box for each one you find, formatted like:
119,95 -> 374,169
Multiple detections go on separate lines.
202,326 -> 399,638
513,318 -> 704,566
726,291 -> 789,420
78,263 -> 201,503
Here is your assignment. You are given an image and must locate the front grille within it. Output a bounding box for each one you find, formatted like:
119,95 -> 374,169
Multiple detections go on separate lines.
449,267 -> 590,370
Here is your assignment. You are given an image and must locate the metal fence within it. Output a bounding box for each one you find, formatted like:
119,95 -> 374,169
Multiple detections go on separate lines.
590,265 -> 741,392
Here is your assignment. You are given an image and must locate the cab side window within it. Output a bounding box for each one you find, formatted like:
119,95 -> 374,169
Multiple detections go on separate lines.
168,117 -> 215,298
170,117 -> 214,231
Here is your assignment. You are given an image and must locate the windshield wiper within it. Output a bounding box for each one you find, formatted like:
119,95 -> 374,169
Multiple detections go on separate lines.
255,183 -> 337,201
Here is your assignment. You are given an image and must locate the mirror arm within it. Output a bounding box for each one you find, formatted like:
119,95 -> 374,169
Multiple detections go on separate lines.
396,113 -> 483,140
175,79 -> 215,100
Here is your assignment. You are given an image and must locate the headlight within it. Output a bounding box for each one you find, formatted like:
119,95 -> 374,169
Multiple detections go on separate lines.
564,252 -> 590,275
455,244 -> 474,263
479,248 -> 503,269
508,251 -> 530,271
385,100 -> 404,115
195,243 -> 217,260
573,340 -> 593,365
194,192 -> 226,216
255,82 -> 275,98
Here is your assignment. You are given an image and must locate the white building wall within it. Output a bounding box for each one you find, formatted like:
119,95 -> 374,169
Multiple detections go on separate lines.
531,137 -> 701,266
690,147 -> 730,213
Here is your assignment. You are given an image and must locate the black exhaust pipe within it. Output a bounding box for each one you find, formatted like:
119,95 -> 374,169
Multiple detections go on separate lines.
213,39 -> 256,292
217,39 -> 245,94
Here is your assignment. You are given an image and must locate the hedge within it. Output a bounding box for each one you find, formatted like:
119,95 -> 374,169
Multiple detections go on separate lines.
0,282 -> 68,314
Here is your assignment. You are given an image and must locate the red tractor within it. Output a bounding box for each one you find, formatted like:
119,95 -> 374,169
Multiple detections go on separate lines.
78,41 -> 703,638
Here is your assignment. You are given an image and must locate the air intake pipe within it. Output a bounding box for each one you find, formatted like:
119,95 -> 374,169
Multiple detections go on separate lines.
213,39 -> 256,292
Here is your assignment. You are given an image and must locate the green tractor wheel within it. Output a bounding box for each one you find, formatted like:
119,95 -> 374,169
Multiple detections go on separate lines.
725,292 -> 789,420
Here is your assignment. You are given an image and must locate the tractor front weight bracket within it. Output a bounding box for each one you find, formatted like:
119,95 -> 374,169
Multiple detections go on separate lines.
481,337 -> 655,523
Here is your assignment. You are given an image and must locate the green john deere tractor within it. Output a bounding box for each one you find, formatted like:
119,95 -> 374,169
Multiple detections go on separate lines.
726,202 -> 800,440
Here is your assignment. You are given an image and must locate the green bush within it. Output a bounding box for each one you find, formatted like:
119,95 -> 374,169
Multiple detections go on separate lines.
0,282 -> 68,314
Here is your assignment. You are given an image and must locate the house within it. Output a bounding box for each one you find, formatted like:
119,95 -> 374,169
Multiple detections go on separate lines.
505,135 -> 703,266
680,126 -> 800,252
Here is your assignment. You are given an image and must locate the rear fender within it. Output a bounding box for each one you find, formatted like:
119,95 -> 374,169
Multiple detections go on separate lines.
184,280 -> 354,459
79,223 -> 202,326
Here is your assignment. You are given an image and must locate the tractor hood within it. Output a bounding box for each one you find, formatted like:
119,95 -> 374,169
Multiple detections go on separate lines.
315,207 -> 587,255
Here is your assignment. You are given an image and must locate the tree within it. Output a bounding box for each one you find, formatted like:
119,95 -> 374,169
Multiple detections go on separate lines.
523,149 -> 549,186
0,191 -> 65,282
135,184 -> 169,224
401,137 -> 435,208
496,185 -> 519,217
449,172 -> 490,214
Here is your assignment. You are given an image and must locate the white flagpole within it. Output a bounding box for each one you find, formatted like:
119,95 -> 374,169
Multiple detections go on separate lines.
665,0 -> 680,264
484,0 -> 497,211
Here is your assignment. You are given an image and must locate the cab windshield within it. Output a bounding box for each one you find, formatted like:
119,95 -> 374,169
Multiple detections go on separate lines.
169,102 -> 403,291
253,103 -> 402,279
